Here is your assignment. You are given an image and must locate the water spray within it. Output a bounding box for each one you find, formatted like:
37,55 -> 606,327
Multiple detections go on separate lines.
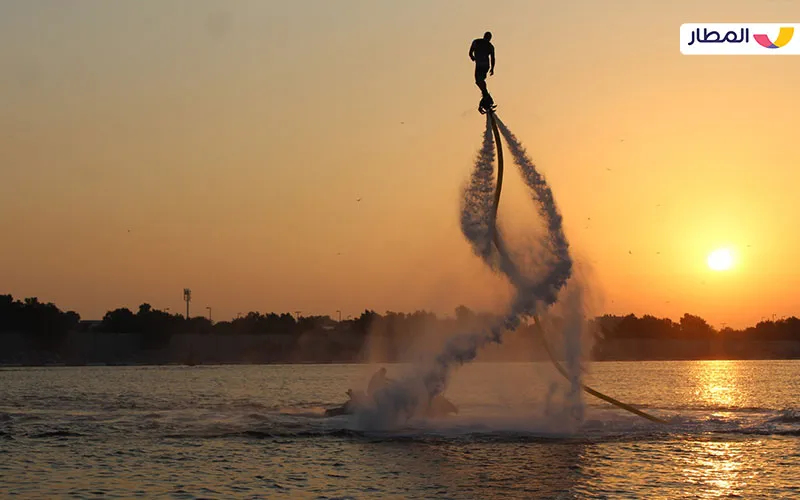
354,108 -> 668,429
485,111 -> 668,425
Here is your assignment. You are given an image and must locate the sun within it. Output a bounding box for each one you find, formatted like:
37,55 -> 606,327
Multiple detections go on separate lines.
707,248 -> 734,271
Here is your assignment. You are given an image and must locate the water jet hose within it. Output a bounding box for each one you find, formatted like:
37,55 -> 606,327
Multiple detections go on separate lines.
485,111 -> 668,425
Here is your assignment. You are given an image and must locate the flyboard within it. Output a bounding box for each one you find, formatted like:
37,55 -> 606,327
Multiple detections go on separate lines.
484,107 -> 669,425
478,93 -> 497,115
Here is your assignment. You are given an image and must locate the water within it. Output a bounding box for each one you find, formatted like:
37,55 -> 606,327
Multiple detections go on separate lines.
1,360 -> 798,498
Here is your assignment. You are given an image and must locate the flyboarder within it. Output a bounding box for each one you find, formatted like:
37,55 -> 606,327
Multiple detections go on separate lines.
469,31 -> 496,113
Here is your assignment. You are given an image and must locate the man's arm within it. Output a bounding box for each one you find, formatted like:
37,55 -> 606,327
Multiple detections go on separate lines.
490,45 -> 495,74
469,40 -> 476,61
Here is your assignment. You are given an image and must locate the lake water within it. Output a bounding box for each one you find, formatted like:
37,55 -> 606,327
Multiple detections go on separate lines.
1,360 -> 799,498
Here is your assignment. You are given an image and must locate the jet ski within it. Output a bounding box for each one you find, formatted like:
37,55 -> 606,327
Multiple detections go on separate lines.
324,389 -> 371,417
324,388 -> 458,418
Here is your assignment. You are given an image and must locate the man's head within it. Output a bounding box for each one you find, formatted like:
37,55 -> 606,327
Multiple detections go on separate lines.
484,31 -> 492,41
379,367 -> 386,376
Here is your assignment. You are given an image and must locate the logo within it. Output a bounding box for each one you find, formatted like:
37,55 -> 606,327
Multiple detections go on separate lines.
753,27 -> 794,48
681,23 -> 800,55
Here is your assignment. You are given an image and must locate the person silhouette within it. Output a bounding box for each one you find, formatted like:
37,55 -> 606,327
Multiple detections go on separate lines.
469,31 -> 496,112
367,367 -> 389,396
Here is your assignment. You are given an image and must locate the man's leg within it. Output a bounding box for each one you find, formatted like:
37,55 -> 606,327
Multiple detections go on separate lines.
475,64 -> 490,97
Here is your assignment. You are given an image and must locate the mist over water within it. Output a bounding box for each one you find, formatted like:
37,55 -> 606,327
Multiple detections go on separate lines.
356,116 -> 587,430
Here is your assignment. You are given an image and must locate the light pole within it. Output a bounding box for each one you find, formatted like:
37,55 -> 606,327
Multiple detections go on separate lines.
183,288 -> 191,319
206,306 -> 212,322
336,310 -> 341,322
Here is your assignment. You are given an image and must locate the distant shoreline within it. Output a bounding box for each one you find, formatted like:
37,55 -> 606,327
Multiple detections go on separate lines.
2,329 -> 799,367
3,354 -> 799,369
4,295 -> 800,367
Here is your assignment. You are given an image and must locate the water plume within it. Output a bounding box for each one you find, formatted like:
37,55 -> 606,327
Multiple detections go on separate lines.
459,115 -> 496,263
356,115 -> 581,430
495,115 -> 572,312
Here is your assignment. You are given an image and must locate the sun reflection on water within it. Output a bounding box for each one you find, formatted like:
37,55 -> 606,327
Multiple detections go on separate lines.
678,439 -> 768,499
691,360 -> 743,411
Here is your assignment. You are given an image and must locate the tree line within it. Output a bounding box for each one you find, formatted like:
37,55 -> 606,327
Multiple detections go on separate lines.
0,295 -> 80,348
2,293 -> 800,349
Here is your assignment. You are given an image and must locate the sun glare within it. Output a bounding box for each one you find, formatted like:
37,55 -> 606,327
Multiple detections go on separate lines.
707,248 -> 734,271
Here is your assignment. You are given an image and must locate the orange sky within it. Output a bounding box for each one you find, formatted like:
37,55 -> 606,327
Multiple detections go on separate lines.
1,1 -> 799,328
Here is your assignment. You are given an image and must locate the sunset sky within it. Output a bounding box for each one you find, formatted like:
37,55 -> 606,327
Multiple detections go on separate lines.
1,1 -> 799,328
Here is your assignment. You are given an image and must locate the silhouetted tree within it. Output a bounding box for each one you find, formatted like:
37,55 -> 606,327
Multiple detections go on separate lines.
455,305 -> 475,325
100,308 -> 138,333
0,295 -> 80,349
353,310 -> 378,335
679,313 -> 716,339
137,304 -> 180,349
